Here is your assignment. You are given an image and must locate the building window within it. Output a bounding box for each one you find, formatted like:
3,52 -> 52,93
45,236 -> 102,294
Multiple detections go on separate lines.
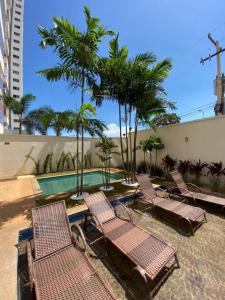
15,11 -> 21,15
13,78 -> 19,82
13,39 -> 20,44
14,25 -> 20,29
14,127 -> 20,130
14,119 -> 20,123
14,17 -> 20,22
14,32 -> 20,36
13,46 -> 19,51
13,86 -> 20,90
13,54 -> 19,59
16,4 -> 22,8
13,70 -> 19,74
13,62 -> 19,66
13,94 -> 19,98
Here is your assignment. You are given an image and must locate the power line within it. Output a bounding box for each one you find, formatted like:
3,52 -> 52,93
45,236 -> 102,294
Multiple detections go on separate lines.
178,102 -> 215,117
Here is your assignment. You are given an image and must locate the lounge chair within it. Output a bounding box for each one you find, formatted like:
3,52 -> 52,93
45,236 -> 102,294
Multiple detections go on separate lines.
84,191 -> 179,300
170,170 -> 225,214
136,174 -> 207,235
27,201 -> 116,300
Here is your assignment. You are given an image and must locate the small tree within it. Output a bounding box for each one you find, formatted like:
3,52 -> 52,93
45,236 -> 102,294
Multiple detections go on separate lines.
95,136 -> 119,190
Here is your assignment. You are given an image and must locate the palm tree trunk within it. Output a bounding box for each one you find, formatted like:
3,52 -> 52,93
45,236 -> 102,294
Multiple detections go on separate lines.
125,104 -> 129,182
119,103 -> 126,180
132,111 -> 138,183
19,114 -> 22,134
129,105 -> 132,182
76,129 -> 79,195
80,69 -> 85,195
154,149 -> 158,176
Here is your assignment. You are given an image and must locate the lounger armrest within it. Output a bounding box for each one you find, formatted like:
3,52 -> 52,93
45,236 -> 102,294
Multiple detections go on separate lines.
26,240 -> 34,291
88,212 -> 106,235
71,224 -> 87,252
186,183 -> 201,192
115,203 -> 133,222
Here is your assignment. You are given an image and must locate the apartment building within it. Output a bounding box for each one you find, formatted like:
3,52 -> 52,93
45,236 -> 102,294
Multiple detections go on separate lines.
0,0 -> 24,134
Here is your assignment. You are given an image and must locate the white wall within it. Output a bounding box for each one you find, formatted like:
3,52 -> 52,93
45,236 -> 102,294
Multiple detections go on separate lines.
0,116 -> 225,179
134,115 -> 225,168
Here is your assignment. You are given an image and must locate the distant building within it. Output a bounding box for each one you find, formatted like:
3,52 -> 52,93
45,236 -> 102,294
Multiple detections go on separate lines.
0,0 -> 24,134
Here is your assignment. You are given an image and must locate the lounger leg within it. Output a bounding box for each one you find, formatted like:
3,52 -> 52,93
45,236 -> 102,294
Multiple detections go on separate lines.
204,213 -> 207,223
84,214 -> 88,231
222,206 -> 225,215
175,253 -> 180,269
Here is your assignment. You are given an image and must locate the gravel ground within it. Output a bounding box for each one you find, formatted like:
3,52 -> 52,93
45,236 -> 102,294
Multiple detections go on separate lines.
18,199 -> 225,300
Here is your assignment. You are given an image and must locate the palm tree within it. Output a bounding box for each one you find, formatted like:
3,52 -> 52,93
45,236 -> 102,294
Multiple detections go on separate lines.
25,106 -> 54,135
66,103 -> 107,196
37,6 -> 113,194
2,93 -> 36,134
51,110 -> 73,136
92,34 -> 129,177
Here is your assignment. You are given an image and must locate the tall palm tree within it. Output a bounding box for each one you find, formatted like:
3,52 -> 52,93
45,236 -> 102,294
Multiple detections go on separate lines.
2,93 -> 36,134
37,6 -> 113,193
66,103 -> 107,196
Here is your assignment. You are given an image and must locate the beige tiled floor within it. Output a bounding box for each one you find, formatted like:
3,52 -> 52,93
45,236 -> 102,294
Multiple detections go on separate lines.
0,178 -> 40,300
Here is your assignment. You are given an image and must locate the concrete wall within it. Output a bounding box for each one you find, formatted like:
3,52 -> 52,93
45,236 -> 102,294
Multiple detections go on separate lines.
134,115 -> 225,173
0,134 -> 123,178
0,116 -> 225,178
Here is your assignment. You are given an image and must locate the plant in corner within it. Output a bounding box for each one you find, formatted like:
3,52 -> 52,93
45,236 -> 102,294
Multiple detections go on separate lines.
162,155 -> 176,178
207,161 -> 225,192
178,159 -> 190,181
189,160 -> 208,186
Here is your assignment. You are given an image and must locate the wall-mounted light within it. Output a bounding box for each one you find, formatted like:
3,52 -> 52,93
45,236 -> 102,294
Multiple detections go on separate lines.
4,142 -> 10,145
185,137 -> 189,143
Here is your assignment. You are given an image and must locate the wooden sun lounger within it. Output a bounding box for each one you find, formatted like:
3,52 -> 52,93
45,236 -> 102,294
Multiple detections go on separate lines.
136,174 -> 207,235
170,170 -> 225,214
27,201 -> 116,300
84,191 -> 180,300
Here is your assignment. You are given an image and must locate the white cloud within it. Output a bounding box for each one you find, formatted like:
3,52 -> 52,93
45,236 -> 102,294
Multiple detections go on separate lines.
104,123 -> 134,137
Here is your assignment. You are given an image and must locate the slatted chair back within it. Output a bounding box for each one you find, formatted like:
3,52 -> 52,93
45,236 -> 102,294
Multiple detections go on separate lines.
84,192 -> 116,225
170,170 -> 189,194
136,174 -> 157,199
32,201 -> 72,260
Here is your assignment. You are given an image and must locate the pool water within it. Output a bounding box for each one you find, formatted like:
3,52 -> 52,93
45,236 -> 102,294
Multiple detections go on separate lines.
37,171 -> 123,195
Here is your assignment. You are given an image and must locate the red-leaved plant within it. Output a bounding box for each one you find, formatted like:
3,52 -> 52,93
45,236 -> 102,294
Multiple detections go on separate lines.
189,160 -> 208,186
162,155 -> 176,178
207,161 -> 225,192
178,159 -> 191,181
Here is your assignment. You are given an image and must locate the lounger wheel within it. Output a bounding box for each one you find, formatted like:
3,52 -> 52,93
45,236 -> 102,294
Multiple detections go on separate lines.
71,224 -> 87,251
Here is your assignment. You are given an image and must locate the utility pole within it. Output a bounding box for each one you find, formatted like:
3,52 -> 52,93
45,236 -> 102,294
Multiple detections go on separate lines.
200,34 -> 225,115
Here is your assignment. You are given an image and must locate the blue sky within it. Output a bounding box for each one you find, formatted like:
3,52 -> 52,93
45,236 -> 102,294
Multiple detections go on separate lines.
24,0 -> 225,135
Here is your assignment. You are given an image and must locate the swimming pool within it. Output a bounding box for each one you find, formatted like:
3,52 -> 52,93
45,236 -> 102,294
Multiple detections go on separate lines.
37,171 -> 123,195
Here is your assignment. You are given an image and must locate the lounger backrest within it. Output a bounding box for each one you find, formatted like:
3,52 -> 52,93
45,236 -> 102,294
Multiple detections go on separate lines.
32,201 -> 72,260
136,174 -> 156,199
170,170 -> 188,194
84,192 -> 116,225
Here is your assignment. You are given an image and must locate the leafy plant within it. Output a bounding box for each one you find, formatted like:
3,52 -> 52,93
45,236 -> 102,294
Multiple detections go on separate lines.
43,152 -> 53,174
207,161 -> 225,192
162,155 -> 176,178
178,159 -> 190,181
84,150 -> 92,169
189,160 -> 208,186
25,154 -> 41,175
56,151 -> 70,172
